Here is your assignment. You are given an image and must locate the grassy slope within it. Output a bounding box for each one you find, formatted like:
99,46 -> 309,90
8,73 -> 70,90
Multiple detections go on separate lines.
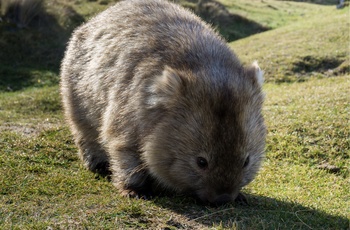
1,0 -> 346,91
220,0 -> 333,29
227,1 -> 349,82
0,0 -> 349,229
229,3 -> 349,82
0,0 -> 114,91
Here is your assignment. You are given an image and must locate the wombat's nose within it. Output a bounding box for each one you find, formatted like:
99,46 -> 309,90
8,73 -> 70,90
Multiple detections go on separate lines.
214,194 -> 232,205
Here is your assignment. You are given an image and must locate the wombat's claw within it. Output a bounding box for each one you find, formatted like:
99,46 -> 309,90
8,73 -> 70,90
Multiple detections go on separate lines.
235,193 -> 248,205
121,189 -> 153,200
121,189 -> 138,198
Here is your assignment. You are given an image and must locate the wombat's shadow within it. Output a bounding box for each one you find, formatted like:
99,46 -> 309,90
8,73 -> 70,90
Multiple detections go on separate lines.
152,193 -> 348,229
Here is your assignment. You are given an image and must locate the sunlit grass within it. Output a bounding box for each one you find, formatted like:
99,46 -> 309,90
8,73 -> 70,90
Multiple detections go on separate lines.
230,6 -> 349,82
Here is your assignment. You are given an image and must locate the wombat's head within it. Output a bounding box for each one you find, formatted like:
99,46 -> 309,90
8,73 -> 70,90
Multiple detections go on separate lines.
142,62 -> 266,205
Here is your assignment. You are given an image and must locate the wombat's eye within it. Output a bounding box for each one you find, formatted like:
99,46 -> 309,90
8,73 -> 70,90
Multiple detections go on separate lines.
243,156 -> 250,168
197,157 -> 208,169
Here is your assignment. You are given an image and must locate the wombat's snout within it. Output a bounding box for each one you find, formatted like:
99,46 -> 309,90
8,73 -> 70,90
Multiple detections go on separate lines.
198,192 -> 237,205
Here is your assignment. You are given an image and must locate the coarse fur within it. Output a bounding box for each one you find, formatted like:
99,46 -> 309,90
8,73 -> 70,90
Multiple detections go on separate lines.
60,0 -> 266,204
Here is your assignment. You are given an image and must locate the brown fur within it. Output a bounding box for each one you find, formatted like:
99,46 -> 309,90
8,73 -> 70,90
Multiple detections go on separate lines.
60,0 -> 266,204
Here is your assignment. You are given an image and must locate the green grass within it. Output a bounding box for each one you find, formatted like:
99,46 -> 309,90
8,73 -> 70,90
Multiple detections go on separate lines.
230,4 -> 349,82
220,0 -> 334,29
1,77 -> 348,229
0,0 -> 349,229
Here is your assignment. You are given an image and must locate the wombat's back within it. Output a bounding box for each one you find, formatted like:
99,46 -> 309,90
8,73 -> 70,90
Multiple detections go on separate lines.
62,1 -> 239,84
60,0 -> 242,139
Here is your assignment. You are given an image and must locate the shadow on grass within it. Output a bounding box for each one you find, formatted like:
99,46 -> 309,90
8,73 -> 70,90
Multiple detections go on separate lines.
276,0 -> 341,5
292,56 -> 347,75
195,0 -> 270,42
0,1 -> 84,92
152,194 -> 348,229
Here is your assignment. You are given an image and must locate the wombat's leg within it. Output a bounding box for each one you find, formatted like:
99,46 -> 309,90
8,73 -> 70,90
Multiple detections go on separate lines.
73,125 -> 111,176
108,148 -> 154,198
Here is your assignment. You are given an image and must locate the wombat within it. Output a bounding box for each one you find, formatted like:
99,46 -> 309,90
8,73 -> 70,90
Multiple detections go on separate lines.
60,0 -> 266,205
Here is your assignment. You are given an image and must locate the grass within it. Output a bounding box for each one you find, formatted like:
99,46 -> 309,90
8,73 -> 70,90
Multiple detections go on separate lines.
220,0 -> 334,29
0,0 -> 349,229
0,77 -> 348,229
0,0 -> 105,92
229,2 -> 349,82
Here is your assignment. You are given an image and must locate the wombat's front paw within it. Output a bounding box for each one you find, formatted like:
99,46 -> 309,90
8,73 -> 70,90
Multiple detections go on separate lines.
93,161 -> 111,177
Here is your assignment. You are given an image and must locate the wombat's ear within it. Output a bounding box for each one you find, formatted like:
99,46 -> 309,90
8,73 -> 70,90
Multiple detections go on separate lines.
146,66 -> 185,108
157,66 -> 184,97
245,61 -> 264,87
